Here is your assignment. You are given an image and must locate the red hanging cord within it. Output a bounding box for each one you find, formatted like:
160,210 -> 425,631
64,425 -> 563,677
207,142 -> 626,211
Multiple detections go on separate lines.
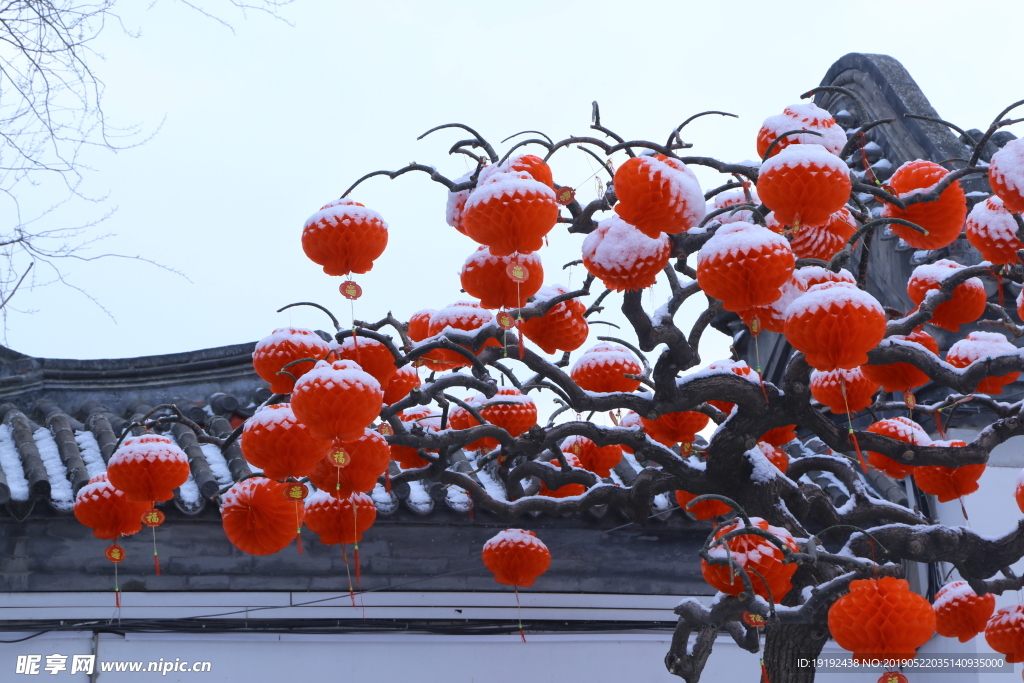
151,526 -> 161,576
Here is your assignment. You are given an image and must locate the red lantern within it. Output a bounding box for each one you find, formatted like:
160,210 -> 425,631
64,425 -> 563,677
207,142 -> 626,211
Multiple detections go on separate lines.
641,411 -> 709,445
675,490 -> 731,520
570,343 -> 643,393
460,246 -> 543,309
240,403 -> 332,480
455,388 -> 538,453
914,440 -> 983,502
753,441 -> 789,474
757,145 -> 852,228
304,490 -> 376,545
946,331 -> 1021,395
861,328 -> 939,393
477,154 -> 555,189
308,429 -> 390,498
539,453 -> 587,498
73,474 -> 150,540
612,154 -> 705,237
583,215 -> 670,291
291,360 -> 383,442
106,434 -> 191,503
519,285 -> 589,355
618,410 -> 676,453
794,265 -> 856,290
422,302 -> 500,371
331,335 -> 399,390
252,328 -> 331,395
810,367 -> 880,414
462,171 -> 559,256
1016,468 -> 1024,514
784,282 -> 887,371
933,581 -> 995,643
221,478 -> 301,556
788,207 -> 858,261
828,577 -> 935,662
966,195 -> 1023,265
866,417 -> 929,479
448,401 -> 490,453
989,138 -> 1024,213
383,365 -> 420,405
881,160 -> 967,250
706,359 -> 759,414
878,673 -> 909,683
446,170 -> 474,235
700,517 -> 798,602
390,408 -> 440,468
407,310 -> 435,342
301,198 -> 388,276
760,425 -> 797,448
986,604 -> 1024,663
562,435 -> 623,478
907,260 -> 987,332
482,528 -> 551,587
711,187 -> 759,224
697,222 -> 795,313
756,103 -> 846,158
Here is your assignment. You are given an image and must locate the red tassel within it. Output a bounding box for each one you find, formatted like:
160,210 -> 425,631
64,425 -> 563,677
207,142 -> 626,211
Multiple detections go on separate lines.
115,588 -> 121,609
849,430 -> 867,471
934,409 -> 945,439
354,544 -> 361,584
384,468 -> 392,493
760,659 -> 770,683
756,368 -> 769,404
296,530 -> 304,555
996,270 -> 1005,308
153,551 -> 161,576
295,502 -> 304,554
517,325 -> 525,360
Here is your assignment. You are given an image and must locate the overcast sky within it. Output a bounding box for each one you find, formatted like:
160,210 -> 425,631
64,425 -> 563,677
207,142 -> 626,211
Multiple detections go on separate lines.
7,0 -> 1023,363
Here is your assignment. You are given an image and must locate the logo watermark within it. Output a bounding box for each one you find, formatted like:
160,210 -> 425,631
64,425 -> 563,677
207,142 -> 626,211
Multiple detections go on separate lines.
16,654 -> 212,675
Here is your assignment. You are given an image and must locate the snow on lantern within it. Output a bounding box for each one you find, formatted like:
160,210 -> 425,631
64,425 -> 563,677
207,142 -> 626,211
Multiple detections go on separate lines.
906,260 -> 986,333
252,327 -> 331,395
965,195 -> 1023,265
933,581 -> 995,643
482,528 -> 551,588
612,154 -> 705,237
755,102 -> 847,158
290,360 -> 383,442
106,434 -> 191,504
697,221 -> 795,313
461,170 -> 558,256
301,198 -> 388,276
570,343 -> 643,394
783,281 -> 886,371
582,215 -> 671,292
700,517 -> 798,602
240,403 -> 332,480
459,246 -> 543,309
945,331 -> 1021,395
810,367 -> 879,414
757,145 -> 852,228
881,160 -> 967,250
519,285 -> 589,355
220,478 -> 301,556
987,138 -> 1024,214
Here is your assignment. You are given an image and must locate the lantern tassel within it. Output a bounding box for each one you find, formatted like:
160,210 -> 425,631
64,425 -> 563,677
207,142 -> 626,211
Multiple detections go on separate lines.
760,659 -> 770,683
295,501 -> 304,555
849,430 -> 867,471
114,560 -> 120,609
514,584 -> 527,643
996,269 -> 1005,308
517,321 -> 525,360
384,468 -> 392,494
841,377 -> 867,471
151,526 -> 161,576
934,408 -> 945,439
342,545 -> 356,608
354,543 -> 361,584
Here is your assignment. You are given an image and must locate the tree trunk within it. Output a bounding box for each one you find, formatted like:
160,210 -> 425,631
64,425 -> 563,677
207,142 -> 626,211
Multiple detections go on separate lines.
762,622 -> 829,683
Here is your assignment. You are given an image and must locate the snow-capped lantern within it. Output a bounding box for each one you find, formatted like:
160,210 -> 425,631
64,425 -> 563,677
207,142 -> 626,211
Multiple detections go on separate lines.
828,577 -> 935,662
477,154 -> 554,189
946,331 -> 1020,395
914,440 -> 984,502
881,160 -> 968,250
331,335 -> 399,390
406,310 -> 434,342
988,138 -> 1024,213
562,435 -> 622,478
754,441 -> 789,474
459,247 -> 543,309
810,367 -> 879,414
383,364 -> 420,405
965,195 -> 1023,265
618,410 -> 675,453
706,359 -> 759,414
252,327 -> 331,395
290,360 -> 383,442
461,170 -> 559,256
865,417 -> 929,479
482,529 -> 551,587
446,170 -> 474,235
794,265 -> 856,290
907,260 -> 986,332
582,215 -> 670,291
519,285 -> 589,355
861,328 -> 939,393
783,281 -> 887,371
570,343 -> 643,394
755,102 -> 847,158
221,478 -> 301,556
1016,468 -> 1024,514
696,222 -> 795,313
640,411 -> 709,446
106,434 -> 191,503
757,145 -> 852,228
240,403 -> 332,480
303,490 -> 376,545
308,429 -> 391,498
784,207 -> 858,261
985,604 -> 1024,663
454,388 -> 538,453
390,408 -> 441,468
933,581 -> 995,643
538,453 -> 586,498
700,517 -> 798,602
760,425 -> 797,448
73,473 -> 150,540
675,490 -> 731,521
421,302 -> 500,371
301,198 -> 388,276
710,187 -> 759,224
612,154 -> 705,237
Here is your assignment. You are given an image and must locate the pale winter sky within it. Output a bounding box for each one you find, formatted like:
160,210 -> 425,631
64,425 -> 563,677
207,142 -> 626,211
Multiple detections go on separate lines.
6,0 -> 1023,363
